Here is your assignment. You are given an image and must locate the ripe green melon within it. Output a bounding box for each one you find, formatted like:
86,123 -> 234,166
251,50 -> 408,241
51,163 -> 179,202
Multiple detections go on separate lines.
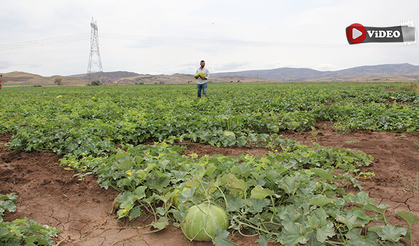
199,72 -> 206,79
194,74 -> 200,78
223,130 -> 235,139
181,203 -> 229,241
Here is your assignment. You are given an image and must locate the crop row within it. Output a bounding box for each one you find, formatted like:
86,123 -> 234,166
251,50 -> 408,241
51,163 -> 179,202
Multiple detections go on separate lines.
75,138 -> 412,245
1,82 -> 418,163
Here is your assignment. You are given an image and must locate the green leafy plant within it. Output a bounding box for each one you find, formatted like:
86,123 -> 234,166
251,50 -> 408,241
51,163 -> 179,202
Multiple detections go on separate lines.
0,193 -> 17,222
0,194 -> 61,246
80,139 -> 407,245
395,210 -> 419,246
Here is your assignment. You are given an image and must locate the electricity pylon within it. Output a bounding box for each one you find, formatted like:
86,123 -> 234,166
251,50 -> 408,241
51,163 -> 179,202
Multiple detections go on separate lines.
87,18 -> 103,85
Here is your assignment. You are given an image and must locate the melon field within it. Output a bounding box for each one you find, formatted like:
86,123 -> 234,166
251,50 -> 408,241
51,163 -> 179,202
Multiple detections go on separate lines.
1,82 -> 419,246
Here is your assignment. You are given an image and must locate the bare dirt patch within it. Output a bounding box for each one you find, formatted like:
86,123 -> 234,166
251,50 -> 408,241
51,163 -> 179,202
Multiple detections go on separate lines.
1,125 -> 419,245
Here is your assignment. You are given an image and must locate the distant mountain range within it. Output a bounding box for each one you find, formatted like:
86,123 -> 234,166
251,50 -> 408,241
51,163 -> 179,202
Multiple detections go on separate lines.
70,63 -> 419,82
211,63 -> 419,81
3,63 -> 419,87
72,71 -> 141,80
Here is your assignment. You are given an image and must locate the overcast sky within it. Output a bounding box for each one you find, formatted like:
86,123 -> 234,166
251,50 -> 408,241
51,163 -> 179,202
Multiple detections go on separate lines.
0,0 -> 418,76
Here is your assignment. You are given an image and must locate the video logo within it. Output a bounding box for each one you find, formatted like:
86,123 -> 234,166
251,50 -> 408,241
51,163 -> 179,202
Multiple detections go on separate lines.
346,20 -> 416,45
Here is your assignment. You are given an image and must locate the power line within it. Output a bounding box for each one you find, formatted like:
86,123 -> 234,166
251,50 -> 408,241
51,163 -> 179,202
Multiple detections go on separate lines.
5,31 -> 411,51
100,33 -> 344,48
0,32 -> 347,52
0,33 -> 89,51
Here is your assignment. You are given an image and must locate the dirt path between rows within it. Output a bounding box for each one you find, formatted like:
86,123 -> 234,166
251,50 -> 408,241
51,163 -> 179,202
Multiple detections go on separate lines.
1,121 -> 418,245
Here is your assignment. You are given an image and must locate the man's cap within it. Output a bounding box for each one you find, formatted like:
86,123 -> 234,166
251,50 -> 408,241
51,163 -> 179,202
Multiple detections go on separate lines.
200,60 -> 205,62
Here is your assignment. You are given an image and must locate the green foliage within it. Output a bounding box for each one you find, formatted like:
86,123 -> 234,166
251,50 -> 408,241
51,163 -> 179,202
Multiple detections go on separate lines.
395,210 -> 419,246
75,139 -> 406,245
0,194 -> 17,223
54,77 -> 62,86
1,82 -> 418,165
0,194 -> 61,245
0,82 -> 418,244
212,226 -> 233,246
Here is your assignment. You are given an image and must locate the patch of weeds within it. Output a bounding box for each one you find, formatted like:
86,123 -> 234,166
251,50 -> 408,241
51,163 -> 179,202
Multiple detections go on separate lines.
357,171 -> 375,180
397,82 -> 419,93
345,139 -> 359,144
310,129 -> 319,141
333,122 -> 350,134
398,171 -> 419,190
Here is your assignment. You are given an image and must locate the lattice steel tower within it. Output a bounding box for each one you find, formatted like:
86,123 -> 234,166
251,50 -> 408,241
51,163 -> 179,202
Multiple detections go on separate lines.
87,18 -> 103,84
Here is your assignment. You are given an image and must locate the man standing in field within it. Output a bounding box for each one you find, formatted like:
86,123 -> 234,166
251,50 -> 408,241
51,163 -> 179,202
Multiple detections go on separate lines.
195,60 -> 209,98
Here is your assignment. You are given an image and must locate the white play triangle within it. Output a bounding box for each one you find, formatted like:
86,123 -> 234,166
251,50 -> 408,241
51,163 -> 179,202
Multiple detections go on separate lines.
352,28 -> 362,39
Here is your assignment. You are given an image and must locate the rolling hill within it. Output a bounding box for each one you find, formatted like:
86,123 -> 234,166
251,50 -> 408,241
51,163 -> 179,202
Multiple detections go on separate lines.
2,63 -> 419,87
211,63 -> 419,82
